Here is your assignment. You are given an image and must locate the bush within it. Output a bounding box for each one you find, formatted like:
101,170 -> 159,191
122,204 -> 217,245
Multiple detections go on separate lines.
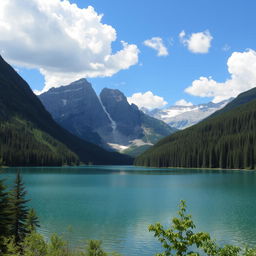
149,200 -> 256,256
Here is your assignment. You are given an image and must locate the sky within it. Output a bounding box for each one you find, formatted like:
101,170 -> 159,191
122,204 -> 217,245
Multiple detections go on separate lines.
0,0 -> 256,109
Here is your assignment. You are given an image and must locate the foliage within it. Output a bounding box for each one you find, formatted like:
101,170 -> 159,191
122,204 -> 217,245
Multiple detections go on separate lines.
84,240 -> 108,256
2,233 -> 118,256
149,200 -> 211,256
25,209 -> 40,233
2,237 -> 21,256
149,200 -> 256,256
23,232 -> 47,256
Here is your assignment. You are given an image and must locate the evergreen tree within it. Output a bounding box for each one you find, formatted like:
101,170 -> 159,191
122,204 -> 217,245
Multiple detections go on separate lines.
0,178 -> 11,252
25,208 -> 40,233
9,172 -> 30,245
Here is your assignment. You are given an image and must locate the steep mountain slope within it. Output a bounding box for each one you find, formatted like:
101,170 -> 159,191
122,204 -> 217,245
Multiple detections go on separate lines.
135,88 -> 256,169
145,99 -> 232,129
39,83 -> 177,156
0,55 -> 132,166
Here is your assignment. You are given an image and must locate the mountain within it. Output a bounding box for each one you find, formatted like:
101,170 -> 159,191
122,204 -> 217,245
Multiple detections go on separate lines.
135,88 -> 256,169
144,99 -> 232,130
39,82 -> 177,157
39,79 -> 110,148
0,55 -> 132,166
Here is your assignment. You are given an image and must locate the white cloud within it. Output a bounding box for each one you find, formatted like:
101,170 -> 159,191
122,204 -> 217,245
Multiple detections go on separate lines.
185,49 -> 256,102
127,91 -> 168,110
175,99 -> 193,107
143,37 -> 168,56
0,0 -> 139,92
179,30 -> 213,53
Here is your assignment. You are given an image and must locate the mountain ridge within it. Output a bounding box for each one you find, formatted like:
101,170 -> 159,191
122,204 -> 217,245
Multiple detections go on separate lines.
144,98 -> 232,130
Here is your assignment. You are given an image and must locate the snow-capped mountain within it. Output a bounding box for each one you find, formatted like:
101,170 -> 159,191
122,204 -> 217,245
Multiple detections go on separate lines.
144,99 -> 233,130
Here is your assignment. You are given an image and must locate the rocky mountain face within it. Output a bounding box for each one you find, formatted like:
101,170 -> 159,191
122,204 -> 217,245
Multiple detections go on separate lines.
100,88 -> 144,145
39,79 -> 111,148
39,80 -> 176,156
144,99 -> 232,130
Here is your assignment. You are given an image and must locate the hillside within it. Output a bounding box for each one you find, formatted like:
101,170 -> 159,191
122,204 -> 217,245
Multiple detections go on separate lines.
0,56 -> 132,166
135,89 -> 256,169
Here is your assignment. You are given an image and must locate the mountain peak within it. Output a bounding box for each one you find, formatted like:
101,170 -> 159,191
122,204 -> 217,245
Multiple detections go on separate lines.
69,78 -> 90,86
44,78 -> 92,95
100,88 -> 127,103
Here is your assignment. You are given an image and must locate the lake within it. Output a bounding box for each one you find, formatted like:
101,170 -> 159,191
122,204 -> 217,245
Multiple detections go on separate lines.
1,166 -> 256,255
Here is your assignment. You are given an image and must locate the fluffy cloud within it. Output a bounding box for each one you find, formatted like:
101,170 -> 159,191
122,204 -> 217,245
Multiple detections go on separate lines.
143,37 -> 168,56
0,0 -> 139,92
175,99 -> 193,107
179,30 -> 213,53
185,49 -> 256,102
127,91 -> 168,110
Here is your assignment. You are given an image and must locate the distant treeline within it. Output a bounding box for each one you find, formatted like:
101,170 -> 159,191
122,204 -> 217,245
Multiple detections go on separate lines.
135,97 -> 256,169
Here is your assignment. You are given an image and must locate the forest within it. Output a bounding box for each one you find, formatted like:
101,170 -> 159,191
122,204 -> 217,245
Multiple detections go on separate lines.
0,117 -> 79,166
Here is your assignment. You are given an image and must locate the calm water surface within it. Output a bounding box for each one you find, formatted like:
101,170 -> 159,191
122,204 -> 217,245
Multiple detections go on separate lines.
1,166 -> 256,255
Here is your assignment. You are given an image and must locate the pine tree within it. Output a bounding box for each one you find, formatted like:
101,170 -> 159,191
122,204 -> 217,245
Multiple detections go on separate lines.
25,208 -> 40,233
9,172 -> 30,245
0,178 -> 11,252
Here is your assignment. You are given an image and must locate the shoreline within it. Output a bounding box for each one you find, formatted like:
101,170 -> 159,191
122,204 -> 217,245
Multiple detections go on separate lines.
133,165 -> 256,171
1,164 -> 255,171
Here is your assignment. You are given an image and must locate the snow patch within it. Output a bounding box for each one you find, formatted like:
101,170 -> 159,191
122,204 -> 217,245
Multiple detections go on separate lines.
147,99 -> 232,130
108,143 -> 129,152
130,139 -> 153,147
98,97 -> 117,132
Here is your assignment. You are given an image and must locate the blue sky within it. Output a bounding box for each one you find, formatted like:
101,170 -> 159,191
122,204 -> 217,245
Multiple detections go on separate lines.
1,0 -> 256,109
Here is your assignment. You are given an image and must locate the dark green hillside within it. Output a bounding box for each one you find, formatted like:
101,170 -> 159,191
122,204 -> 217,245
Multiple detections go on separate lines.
135,89 -> 256,169
0,56 -> 132,166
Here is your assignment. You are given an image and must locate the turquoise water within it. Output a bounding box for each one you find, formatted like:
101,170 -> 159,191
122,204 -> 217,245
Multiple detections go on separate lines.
1,166 -> 256,255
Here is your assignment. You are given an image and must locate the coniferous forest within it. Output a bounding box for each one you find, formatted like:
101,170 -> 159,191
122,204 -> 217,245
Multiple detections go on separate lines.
135,88 -> 256,169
